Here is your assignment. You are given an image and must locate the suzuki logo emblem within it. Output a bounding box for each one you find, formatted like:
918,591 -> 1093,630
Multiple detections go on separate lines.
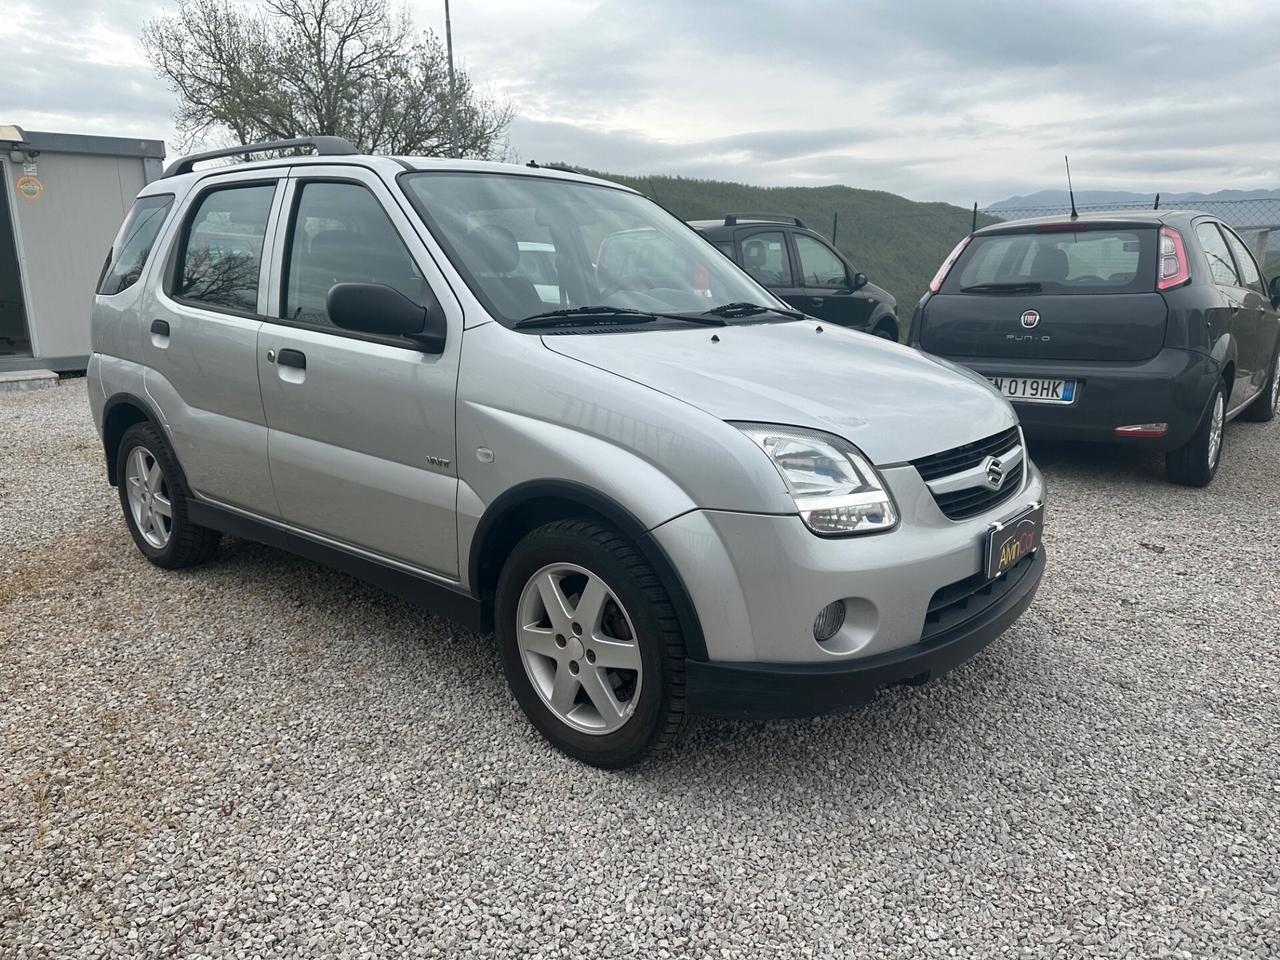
984,456 -> 1005,490
1020,309 -> 1040,329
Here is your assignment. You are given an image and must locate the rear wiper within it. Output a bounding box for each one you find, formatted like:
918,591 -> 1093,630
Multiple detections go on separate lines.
513,306 -> 658,329
701,301 -> 805,320
959,282 -> 1043,294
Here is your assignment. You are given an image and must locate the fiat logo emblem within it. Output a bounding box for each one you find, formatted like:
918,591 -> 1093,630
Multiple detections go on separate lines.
1020,309 -> 1040,329
984,456 -> 1005,489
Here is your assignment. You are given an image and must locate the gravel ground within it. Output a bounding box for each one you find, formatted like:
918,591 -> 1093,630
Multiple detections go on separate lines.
2,380 -> 1277,959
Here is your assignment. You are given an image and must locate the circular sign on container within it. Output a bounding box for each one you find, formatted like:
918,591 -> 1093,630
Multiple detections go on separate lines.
15,176 -> 43,201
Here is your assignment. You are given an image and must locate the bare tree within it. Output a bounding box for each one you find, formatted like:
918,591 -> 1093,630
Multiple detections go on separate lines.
140,0 -> 512,158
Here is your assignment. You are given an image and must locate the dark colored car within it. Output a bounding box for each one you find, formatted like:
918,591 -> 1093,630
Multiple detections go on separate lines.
691,214 -> 899,339
911,210 -> 1280,486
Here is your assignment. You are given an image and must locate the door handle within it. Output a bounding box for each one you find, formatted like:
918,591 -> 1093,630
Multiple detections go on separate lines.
277,348 -> 306,370
150,319 -> 170,336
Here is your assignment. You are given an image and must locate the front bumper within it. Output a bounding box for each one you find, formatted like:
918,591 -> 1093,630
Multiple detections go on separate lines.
687,546 -> 1044,717
960,348 -> 1217,451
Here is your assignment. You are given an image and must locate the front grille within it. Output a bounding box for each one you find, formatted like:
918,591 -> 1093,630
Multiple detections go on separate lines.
912,426 -> 1020,481
912,426 -> 1024,520
921,551 -> 1036,643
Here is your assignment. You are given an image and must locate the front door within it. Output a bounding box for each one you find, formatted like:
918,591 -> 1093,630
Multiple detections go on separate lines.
257,167 -> 462,578
791,233 -> 872,329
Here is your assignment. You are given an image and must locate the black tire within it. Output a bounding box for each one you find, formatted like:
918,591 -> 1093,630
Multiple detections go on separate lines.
495,518 -> 687,768
872,322 -> 898,341
1240,351 -> 1279,423
1165,381 -> 1226,487
116,422 -> 221,569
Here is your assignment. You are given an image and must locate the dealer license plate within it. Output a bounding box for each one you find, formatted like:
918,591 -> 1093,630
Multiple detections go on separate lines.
988,376 -> 1076,404
985,503 -> 1044,580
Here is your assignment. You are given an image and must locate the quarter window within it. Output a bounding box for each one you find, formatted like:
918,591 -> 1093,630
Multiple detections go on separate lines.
99,195 -> 174,295
177,184 -> 275,312
1196,223 -> 1241,288
1221,227 -> 1265,295
794,234 -> 848,287
283,181 -> 427,325
740,231 -> 791,286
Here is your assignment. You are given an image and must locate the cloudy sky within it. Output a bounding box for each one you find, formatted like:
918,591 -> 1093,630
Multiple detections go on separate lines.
3,0 -> 1278,205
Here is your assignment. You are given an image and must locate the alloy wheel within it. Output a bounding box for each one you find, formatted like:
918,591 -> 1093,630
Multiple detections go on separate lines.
125,446 -> 173,549
515,562 -> 642,735
1207,392 -> 1225,469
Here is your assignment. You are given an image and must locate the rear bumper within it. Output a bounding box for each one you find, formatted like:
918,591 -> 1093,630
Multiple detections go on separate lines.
956,348 -> 1216,451
686,547 -> 1045,718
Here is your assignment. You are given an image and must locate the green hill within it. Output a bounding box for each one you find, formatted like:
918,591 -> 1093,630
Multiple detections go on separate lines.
576,169 -> 996,317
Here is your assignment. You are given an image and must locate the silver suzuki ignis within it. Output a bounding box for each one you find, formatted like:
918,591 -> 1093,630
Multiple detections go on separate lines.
89,138 -> 1046,767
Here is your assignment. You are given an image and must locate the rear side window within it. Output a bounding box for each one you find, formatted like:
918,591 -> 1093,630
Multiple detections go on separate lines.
740,231 -> 791,286
98,195 -> 174,295
176,183 -> 275,312
946,228 -> 1155,295
282,181 -> 428,325
1196,223 -> 1241,288
1221,227 -> 1264,295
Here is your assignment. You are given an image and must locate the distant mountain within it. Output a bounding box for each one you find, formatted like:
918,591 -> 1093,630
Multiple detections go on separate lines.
579,168 -> 995,314
988,188 -> 1280,211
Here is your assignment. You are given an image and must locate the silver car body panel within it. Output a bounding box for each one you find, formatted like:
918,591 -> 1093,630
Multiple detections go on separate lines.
89,154 -> 1045,669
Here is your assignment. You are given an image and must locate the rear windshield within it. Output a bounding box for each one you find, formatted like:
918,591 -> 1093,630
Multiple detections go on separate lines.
944,227 -> 1156,295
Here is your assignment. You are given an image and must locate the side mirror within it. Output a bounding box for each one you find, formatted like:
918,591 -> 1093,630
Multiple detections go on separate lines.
327,282 -> 447,353
851,272 -> 868,290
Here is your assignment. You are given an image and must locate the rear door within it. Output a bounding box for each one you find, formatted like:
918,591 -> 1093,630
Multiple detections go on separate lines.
735,228 -> 799,304
919,225 -> 1167,362
256,165 -> 462,578
1220,224 -> 1277,402
1194,220 -> 1256,404
144,171 -> 283,517
790,233 -> 873,329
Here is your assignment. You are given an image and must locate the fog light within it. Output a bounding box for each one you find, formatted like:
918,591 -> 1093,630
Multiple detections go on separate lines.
813,601 -> 846,642
1115,423 -> 1168,437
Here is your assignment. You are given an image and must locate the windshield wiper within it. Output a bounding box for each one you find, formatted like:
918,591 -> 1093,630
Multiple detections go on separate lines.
513,306 -> 658,329
701,301 -> 805,320
959,282 -> 1043,294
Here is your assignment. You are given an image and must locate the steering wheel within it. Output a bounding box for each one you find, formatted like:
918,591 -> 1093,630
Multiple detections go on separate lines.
597,273 -> 657,298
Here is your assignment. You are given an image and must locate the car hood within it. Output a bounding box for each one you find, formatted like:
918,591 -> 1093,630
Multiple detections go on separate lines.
541,320 -> 1016,464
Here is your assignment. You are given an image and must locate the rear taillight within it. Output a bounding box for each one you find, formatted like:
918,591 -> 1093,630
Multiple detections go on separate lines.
929,235 -> 971,293
1157,226 -> 1190,291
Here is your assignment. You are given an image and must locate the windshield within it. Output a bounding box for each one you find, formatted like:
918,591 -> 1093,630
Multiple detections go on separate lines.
401,171 -> 786,327
944,228 -> 1156,295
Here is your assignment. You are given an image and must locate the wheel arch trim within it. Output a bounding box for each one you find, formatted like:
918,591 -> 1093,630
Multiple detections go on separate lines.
468,479 -> 709,661
101,392 -> 174,487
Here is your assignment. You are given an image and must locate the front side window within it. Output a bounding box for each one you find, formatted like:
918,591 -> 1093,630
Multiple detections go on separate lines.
794,234 -> 848,287
946,228 -> 1155,295
177,184 -> 275,312
99,195 -> 175,295
1221,227 -> 1264,295
739,231 -> 792,286
283,181 -> 427,325
400,172 -> 780,327
1196,223 -> 1241,288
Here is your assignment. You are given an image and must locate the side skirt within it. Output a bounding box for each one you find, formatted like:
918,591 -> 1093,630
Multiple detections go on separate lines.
187,501 -> 491,633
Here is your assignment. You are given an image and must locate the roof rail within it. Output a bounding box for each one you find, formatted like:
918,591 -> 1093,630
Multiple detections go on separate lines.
724,212 -> 807,228
161,136 -> 358,178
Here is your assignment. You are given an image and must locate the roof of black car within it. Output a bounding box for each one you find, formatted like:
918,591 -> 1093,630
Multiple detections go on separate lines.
976,209 -> 1209,235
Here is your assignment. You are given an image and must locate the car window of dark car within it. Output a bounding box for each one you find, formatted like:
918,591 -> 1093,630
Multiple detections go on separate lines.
739,231 -> 791,286
282,181 -> 426,325
794,234 -> 848,287
1196,223 -> 1241,288
1220,227 -> 1265,296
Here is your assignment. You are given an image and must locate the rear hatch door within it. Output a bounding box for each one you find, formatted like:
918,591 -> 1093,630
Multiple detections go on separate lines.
919,223 -> 1168,362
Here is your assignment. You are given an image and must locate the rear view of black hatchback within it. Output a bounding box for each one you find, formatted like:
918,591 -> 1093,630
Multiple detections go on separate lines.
911,211 -> 1280,486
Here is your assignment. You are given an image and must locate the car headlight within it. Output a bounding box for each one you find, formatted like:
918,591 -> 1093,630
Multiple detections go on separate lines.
735,423 -> 897,536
